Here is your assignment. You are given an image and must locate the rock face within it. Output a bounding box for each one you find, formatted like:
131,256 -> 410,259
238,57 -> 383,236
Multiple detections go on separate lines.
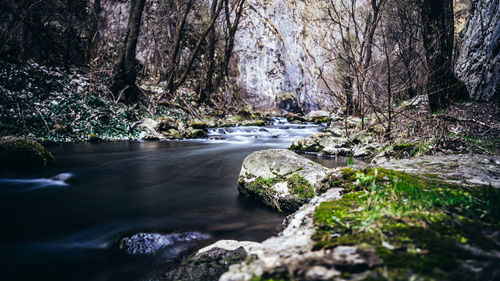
119,232 -> 210,255
456,0 -> 500,102
0,137 -> 55,169
234,0 -> 337,112
238,149 -> 328,211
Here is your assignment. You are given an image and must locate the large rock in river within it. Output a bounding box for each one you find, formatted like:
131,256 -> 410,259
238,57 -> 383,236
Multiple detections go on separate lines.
119,232 -> 210,255
238,149 -> 328,212
0,137 -> 55,169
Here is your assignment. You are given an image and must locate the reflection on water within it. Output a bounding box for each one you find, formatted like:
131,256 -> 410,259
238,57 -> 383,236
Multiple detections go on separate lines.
0,121 -> 347,280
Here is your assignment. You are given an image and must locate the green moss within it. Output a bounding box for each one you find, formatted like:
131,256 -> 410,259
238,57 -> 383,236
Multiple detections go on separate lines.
287,173 -> 315,199
252,120 -> 267,126
240,173 -> 317,212
0,137 -> 55,168
289,143 -> 323,153
460,134 -> 500,153
312,167 -> 500,279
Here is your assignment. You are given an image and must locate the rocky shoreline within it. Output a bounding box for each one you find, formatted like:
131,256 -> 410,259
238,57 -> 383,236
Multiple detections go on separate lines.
169,148 -> 499,281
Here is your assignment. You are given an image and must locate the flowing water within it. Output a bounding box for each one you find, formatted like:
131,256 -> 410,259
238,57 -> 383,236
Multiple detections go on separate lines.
0,119 -> 350,280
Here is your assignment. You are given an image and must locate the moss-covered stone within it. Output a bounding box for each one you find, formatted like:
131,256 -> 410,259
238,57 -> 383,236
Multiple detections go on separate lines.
287,173 -> 315,199
0,137 -> 55,168
312,167 -> 500,280
238,149 -> 327,212
189,120 -> 208,129
187,129 -> 208,139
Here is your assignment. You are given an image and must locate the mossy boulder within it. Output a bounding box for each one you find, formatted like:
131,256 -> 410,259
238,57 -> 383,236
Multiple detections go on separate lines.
238,149 -> 328,212
0,137 -> 55,168
187,128 -> 208,139
290,132 -> 350,155
189,120 -> 208,129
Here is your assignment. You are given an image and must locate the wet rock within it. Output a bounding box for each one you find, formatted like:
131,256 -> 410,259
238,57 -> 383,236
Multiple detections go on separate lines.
0,137 -> 55,169
119,232 -> 210,256
238,149 -> 328,211
163,129 -> 182,140
290,132 -> 350,155
166,245 -> 249,281
139,118 -> 165,140
187,128 -> 208,139
286,112 -> 306,123
188,120 -> 208,130
218,188 -> 343,281
156,117 -> 177,132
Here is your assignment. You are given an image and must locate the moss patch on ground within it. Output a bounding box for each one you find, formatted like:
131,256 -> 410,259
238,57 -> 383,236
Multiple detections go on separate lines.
312,167 -> 500,280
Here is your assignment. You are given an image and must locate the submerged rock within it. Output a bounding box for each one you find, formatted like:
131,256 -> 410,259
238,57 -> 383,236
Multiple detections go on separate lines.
238,149 -> 328,211
0,137 -> 55,169
119,232 -> 210,255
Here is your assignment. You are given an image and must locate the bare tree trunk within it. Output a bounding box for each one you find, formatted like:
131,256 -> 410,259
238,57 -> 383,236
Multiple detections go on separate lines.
175,0 -> 224,91
85,0 -> 101,64
110,0 -> 146,103
166,0 -> 194,95
200,0 -> 219,102
214,0 -> 245,92
420,0 -> 468,112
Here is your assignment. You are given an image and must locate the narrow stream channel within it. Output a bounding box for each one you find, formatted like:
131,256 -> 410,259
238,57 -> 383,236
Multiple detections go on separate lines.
0,119 -> 350,280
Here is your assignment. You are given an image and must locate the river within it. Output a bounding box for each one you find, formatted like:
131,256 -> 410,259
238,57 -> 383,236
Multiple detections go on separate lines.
0,119 -> 350,280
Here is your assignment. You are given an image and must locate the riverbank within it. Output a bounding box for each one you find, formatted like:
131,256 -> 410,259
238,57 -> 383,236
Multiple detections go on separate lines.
0,60 -> 273,143
164,98 -> 500,280
168,151 -> 499,281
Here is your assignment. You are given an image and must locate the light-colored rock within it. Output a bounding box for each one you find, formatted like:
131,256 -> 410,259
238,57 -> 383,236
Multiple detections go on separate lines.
234,0 -> 338,112
197,240 -> 262,255
456,0 -> 500,102
305,265 -> 341,280
217,188 -> 374,281
238,149 -> 328,211
139,118 -> 165,140
306,110 -> 332,119
290,132 -> 350,155
375,154 -> 500,188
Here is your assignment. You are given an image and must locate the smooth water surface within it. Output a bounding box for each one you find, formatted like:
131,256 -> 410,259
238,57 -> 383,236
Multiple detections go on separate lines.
0,120 -> 350,280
